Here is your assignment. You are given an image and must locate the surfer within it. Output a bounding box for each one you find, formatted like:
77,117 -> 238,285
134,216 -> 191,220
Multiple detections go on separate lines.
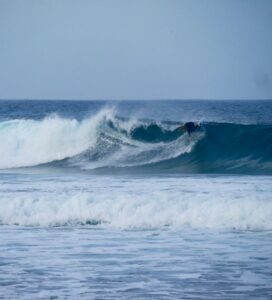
179,122 -> 202,136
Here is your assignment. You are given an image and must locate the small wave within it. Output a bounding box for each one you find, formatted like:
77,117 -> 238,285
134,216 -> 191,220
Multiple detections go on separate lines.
1,189 -> 272,230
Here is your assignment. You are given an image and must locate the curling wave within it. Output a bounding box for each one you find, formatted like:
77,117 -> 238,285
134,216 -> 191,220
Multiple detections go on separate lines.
0,108 -> 272,174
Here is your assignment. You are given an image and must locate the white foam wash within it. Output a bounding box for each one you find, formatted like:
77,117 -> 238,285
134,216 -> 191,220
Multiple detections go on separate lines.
1,174 -> 272,230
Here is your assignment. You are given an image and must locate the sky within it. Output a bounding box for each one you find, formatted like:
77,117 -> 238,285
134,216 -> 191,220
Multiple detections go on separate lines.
0,0 -> 272,100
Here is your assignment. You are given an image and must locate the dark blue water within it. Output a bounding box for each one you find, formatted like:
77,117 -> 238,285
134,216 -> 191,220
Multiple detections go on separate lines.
1,100 -> 272,124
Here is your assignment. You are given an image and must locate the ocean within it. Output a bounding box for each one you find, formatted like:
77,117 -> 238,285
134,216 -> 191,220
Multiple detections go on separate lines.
0,100 -> 272,299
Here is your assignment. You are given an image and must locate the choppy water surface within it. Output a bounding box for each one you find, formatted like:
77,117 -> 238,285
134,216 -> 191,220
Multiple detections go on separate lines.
0,100 -> 272,299
1,226 -> 272,299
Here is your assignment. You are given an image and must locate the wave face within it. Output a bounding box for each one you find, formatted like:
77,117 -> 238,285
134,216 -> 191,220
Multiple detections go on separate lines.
0,108 -> 272,174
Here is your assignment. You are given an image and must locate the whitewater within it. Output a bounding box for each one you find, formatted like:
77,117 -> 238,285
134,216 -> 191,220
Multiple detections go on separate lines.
0,100 -> 272,299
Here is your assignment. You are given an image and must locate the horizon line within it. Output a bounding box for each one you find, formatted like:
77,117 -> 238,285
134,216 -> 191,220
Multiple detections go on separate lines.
1,98 -> 272,101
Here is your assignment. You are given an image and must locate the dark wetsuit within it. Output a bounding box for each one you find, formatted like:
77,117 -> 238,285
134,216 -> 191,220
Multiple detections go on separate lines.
184,122 -> 198,136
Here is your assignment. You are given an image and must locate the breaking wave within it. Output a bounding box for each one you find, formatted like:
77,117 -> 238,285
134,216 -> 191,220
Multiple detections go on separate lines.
0,108 -> 272,174
1,177 -> 272,230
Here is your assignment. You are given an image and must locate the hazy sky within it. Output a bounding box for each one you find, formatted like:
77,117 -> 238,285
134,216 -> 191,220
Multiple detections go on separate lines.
0,0 -> 272,100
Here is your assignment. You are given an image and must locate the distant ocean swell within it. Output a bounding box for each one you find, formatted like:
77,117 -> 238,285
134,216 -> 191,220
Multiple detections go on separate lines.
0,108 -> 272,174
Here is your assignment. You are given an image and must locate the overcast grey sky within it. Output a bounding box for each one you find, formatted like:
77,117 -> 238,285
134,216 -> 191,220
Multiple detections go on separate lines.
0,0 -> 272,100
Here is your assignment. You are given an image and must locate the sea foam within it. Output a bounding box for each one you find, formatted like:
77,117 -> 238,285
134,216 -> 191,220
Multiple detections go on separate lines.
0,175 -> 271,230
